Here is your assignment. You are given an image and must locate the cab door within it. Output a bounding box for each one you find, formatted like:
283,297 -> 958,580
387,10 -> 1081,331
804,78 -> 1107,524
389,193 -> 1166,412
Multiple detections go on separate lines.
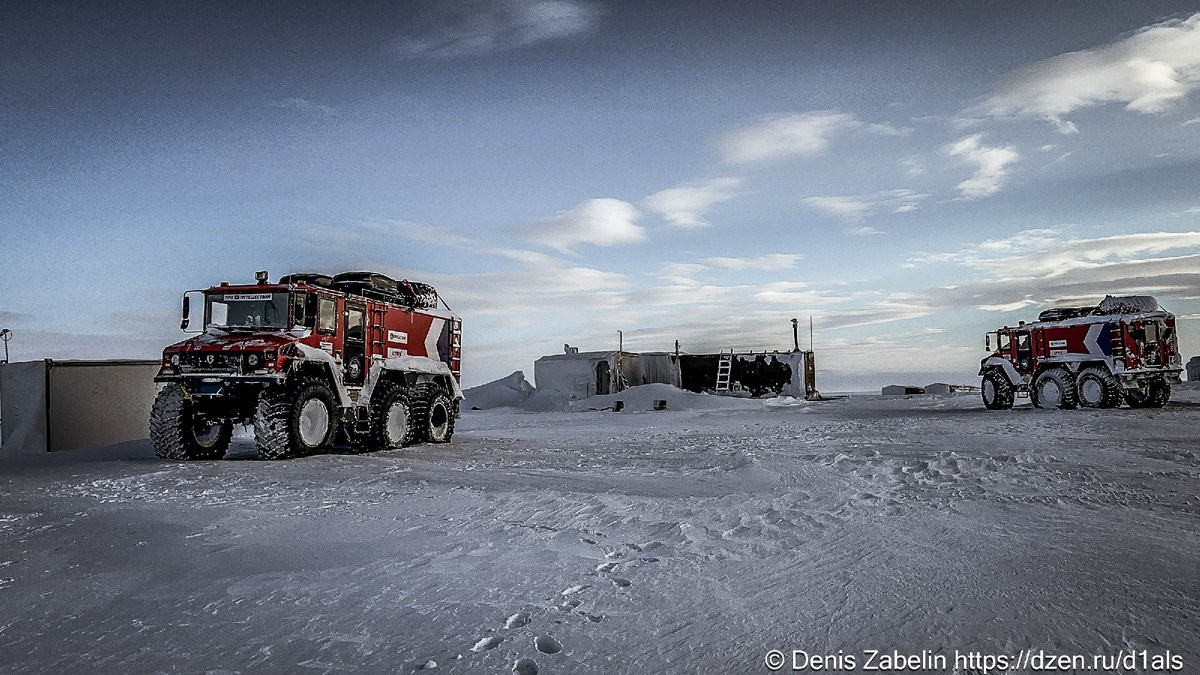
1015,330 -> 1034,374
344,303 -> 367,387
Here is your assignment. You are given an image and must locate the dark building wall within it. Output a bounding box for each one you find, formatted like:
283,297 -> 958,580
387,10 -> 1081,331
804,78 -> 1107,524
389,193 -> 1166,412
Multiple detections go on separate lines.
678,354 -> 795,396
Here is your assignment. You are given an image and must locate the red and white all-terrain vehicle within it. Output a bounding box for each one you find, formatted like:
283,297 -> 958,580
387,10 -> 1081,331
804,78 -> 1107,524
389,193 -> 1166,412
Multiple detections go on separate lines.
152,271 -> 463,460
979,295 -> 1183,410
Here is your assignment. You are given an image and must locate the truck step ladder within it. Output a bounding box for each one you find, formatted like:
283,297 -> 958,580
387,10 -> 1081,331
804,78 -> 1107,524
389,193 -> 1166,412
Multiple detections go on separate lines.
716,351 -> 733,392
448,320 -> 462,379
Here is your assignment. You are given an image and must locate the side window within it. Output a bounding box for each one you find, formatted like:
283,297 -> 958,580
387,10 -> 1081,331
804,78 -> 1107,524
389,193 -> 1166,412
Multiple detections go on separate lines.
291,293 -> 318,328
346,307 -> 365,341
292,293 -> 313,328
999,333 -> 1011,351
318,297 -> 337,335
1017,332 -> 1030,352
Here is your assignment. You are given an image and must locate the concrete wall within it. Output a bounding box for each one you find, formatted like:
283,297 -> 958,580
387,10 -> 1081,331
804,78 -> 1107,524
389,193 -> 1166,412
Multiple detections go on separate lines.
1,360 -> 160,455
0,360 -> 48,455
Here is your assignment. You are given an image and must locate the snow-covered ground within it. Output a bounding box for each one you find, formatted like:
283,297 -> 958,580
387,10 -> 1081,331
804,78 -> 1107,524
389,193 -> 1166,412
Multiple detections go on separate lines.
2,386 -> 1198,674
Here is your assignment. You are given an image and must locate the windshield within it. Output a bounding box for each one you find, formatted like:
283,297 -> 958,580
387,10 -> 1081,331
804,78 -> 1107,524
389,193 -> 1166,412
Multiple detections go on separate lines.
206,292 -> 289,329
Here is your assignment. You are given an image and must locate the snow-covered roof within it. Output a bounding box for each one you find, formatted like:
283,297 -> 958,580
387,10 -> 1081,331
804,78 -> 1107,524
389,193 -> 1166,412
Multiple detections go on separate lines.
535,350 -> 618,362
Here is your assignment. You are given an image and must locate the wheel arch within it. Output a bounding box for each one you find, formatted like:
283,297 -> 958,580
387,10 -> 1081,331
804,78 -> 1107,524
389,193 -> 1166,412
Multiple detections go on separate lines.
981,356 -> 1022,385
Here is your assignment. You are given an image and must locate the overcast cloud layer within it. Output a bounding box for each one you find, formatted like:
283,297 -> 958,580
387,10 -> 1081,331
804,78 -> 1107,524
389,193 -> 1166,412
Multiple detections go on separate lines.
2,2 -> 1199,390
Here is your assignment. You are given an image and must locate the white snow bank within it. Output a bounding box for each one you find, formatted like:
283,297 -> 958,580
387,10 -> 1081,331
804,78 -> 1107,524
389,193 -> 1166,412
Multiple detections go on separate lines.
562,383 -> 762,412
462,371 -> 536,410
762,395 -> 816,408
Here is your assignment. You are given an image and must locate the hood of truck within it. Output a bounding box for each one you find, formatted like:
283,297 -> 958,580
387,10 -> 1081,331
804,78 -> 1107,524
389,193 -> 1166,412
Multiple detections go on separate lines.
163,327 -> 309,354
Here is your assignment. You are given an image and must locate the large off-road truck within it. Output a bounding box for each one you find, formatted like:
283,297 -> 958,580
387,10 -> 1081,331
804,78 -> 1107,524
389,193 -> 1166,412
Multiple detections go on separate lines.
151,271 -> 463,460
979,295 -> 1182,410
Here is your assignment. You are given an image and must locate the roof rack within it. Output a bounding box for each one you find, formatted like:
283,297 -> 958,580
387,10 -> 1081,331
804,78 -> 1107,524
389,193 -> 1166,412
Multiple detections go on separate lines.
331,272 -> 440,309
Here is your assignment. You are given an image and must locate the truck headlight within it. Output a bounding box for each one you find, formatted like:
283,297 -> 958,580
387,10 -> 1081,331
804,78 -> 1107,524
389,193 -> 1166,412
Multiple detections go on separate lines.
170,354 -> 180,366
246,353 -> 260,368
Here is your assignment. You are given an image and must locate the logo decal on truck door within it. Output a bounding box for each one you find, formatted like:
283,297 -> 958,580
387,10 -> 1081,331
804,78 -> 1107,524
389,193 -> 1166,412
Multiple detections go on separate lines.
388,330 -> 408,345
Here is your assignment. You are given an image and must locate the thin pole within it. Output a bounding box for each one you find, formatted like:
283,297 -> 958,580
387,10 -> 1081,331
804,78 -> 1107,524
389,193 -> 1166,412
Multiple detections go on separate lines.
809,316 -> 813,352
791,318 -> 799,352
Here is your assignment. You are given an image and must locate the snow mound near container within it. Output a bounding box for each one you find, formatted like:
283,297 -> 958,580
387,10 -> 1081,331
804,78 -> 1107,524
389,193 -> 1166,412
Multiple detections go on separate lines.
565,383 -> 762,412
462,371 -> 536,410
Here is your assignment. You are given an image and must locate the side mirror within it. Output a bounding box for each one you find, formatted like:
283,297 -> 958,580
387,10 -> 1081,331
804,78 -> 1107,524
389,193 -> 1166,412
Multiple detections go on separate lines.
985,334 -> 991,351
180,291 -> 204,332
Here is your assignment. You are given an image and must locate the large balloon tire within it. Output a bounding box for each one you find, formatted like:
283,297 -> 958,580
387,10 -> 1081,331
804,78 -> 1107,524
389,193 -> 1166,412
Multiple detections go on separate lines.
411,382 -> 456,444
364,380 -> 422,450
1076,366 -> 1122,409
150,385 -> 231,460
981,369 -> 1015,410
1033,369 -> 1078,410
254,379 -> 337,460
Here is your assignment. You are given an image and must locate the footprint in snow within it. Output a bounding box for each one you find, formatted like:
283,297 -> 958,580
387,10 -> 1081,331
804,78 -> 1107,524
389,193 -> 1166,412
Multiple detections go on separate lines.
580,538 -> 597,544
504,611 -> 531,629
513,658 -> 538,675
470,636 -> 503,652
561,584 -> 589,595
610,577 -> 631,588
640,557 -> 659,563
534,635 -> 562,655
595,562 -> 619,573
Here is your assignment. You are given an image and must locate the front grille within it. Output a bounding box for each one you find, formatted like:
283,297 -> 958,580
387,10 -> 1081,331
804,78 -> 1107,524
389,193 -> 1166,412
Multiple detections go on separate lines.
179,352 -> 241,373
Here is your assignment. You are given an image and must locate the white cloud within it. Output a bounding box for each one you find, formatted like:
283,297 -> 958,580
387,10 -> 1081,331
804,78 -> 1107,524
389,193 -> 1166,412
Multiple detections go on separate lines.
803,195 -> 872,219
361,220 -> 482,248
718,111 -> 904,163
641,177 -> 742,229
944,134 -> 1019,199
803,189 -> 931,220
272,98 -> 334,116
699,254 -> 803,270
836,229 -> 1200,330
1182,117 -> 1200,127
748,282 -> 831,306
909,228 -> 1200,278
977,299 -> 1038,312
516,198 -> 645,253
844,226 -> 883,236
658,262 -> 707,281
974,13 -> 1200,130
900,155 -> 925,177
972,231 -> 1200,278
393,0 -> 601,58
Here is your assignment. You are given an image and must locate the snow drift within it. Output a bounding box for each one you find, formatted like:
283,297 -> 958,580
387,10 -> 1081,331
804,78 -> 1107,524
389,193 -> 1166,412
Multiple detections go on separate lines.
463,371 -> 536,409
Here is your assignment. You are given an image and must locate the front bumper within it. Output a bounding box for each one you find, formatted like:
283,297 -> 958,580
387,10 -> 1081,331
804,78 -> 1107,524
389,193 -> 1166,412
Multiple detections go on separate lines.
155,373 -> 286,394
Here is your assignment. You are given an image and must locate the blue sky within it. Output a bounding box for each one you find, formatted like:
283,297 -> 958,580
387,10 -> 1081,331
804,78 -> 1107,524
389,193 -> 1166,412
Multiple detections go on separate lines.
3,1 -> 1200,389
